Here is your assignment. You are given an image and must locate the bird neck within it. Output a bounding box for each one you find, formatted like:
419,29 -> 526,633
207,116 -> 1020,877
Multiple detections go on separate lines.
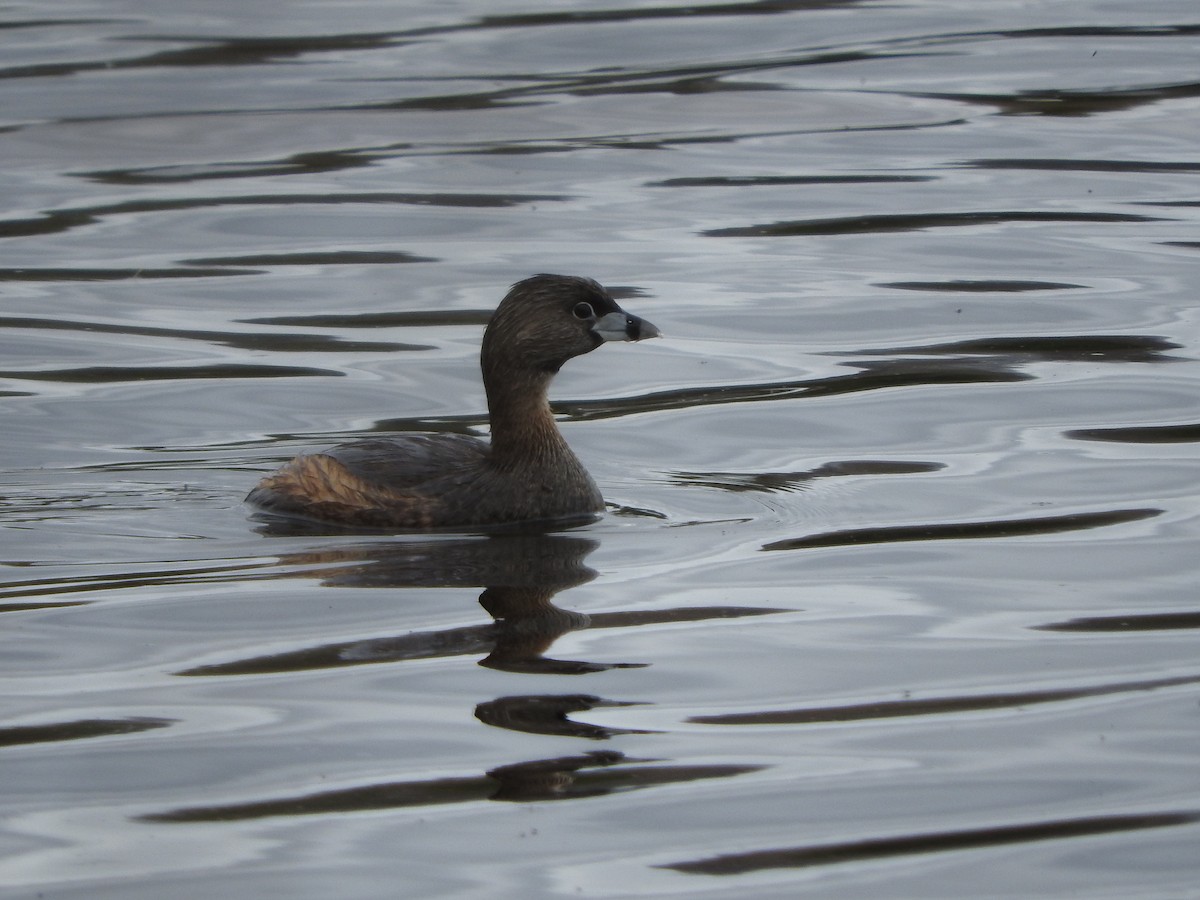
483,367 -> 575,469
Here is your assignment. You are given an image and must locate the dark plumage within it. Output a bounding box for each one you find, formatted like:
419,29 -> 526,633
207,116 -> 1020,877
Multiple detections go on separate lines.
247,274 -> 659,529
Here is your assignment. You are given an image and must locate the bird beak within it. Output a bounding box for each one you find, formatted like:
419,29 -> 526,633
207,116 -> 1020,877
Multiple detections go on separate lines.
593,310 -> 661,342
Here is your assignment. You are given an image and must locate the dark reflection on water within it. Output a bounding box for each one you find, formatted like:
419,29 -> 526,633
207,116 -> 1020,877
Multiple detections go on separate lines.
561,357 -> 1033,423
474,0 -> 875,28
1066,423 -> 1200,444
241,309 -> 492,329
2,0 -> 1199,894
838,335 -> 1183,364
0,314 -> 420,354
762,507 -> 1161,552
910,81 -> 1200,116
663,811 -> 1200,875
180,251 -> 435,267
166,328 -> 1180,442
704,210 -> 1162,238
0,363 -> 343,384
652,174 -> 935,188
0,599 -> 87,612
690,673 -> 1200,725
966,157 -> 1200,174
877,279 -> 1085,292
672,460 -> 943,494
0,192 -> 564,240
0,717 -> 174,748
141,751 -> 763,822
0,32 -> 412,80
1036,611 -> 1200,632
83,150 -> 379,184
0,560 -> 275,604
475,694 -> 654,739
1,1 -> 884,87
82,149 -> 383,185
176,601 -> 776,676
0,266 -> 258,281
178,534 -> 782,676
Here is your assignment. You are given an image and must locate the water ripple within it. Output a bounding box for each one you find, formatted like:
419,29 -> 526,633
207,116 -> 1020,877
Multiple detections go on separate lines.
663,811 -> 1199,875
0,266 -> 257,281
475,694 -> 654,740
141,752 -> 763,821
877,279 -> 1085,292
2,2 -> 1197,893
561,358 -> 1033,422
1065,423 -> 1200,443
81,150 -> 382,185
179,250 -> 435,267
1036,612 -> 1200,632
0,32 -> 410,80
0,363 -> 343,384
241,309 -> 490,329
176,606 -> 782,677
704,210 -> 1164,238
0,717 -> 173,748
836,335 -> 1183,364
690,673 -> 1200,725
761,507 -> 1162,552
0,192 -> 566,240
907,81 -> 1200,116
651,174 -> 935,188
965,157 -> 1200,174
670,460 -> 943,494
0,315 -> 424,353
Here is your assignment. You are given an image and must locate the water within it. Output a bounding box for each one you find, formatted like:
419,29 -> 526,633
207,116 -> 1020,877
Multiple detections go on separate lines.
2,1 -> 1198,897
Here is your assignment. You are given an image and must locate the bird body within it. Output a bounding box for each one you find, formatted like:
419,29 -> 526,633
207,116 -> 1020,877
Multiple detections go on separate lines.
247,274 -> 659,530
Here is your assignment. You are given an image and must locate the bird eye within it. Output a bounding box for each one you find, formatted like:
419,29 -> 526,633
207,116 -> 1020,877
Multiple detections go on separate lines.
572,301 -> 595,320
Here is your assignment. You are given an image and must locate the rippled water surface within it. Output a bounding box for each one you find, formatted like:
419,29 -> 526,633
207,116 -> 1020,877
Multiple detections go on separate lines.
2,1 -> 1199,897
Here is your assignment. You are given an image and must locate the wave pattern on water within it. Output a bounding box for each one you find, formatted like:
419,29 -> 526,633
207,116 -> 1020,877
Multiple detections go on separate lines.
662,811 -> 1200,876
689,673 -> 1200,725
703,210 -> 1164,238
761,507 -> 1163,552
140,753 -> 763,822
1,1 -> 1198,896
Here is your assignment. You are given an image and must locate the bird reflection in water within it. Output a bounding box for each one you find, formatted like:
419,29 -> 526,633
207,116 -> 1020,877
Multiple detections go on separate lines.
140,749 -> 763,821
151,530 -> 781,820
187,527 -> 780,737
201,530 -> 633,677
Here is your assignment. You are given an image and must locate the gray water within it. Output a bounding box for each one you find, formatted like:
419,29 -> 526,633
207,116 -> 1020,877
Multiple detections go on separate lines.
2,1 -> 1199,897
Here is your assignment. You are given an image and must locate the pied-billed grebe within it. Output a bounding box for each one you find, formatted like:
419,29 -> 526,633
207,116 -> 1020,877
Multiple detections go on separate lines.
247,274 -> 659,529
